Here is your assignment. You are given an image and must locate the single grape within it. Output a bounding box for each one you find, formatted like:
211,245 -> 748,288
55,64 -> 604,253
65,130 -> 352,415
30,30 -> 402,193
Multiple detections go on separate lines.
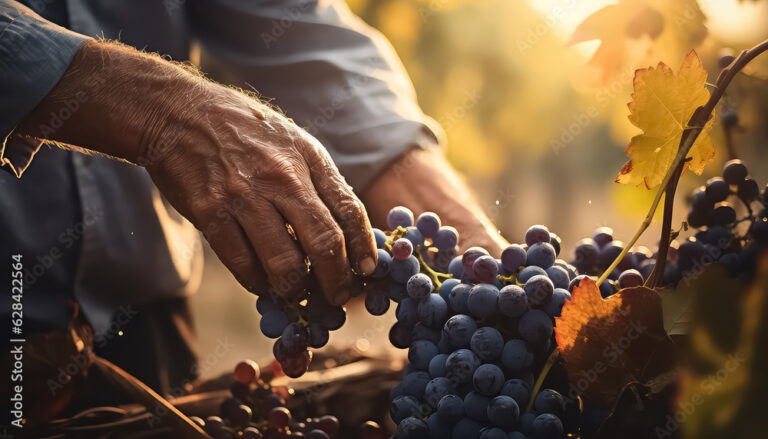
268,406 -> 291,429
256,295 -> 281,315
242,427 -> 263,439
525,225 -> 551,246
599,281 -> 617,298
390,255 -> 420,283
416,211 -> 441,238
523,275 -> 554,308
518,309 -> 553,345
392,238 -> 414,261
388,206 -> 414,230
396,416 -> 428,439
435,226 -> 460,251
526,242 -> 556,269
706,177 -> 731,203
738,177 -> 759,201
518,266 -> 547,284
711,202 -> 736,226
498,285 -> 528,318
407,273 -> 434,300
448,283 -> 472,314
437,394 -> 465,422
281,322 -> 309,353
470,326 -> 505,362
408,339 -> 439,370
568,274 -> 590,292
365,292 -> 391,316
390,321 -> 414,349
467,283 -> 500,318
472,363 -> 505,396
204,416 -> 225,435
418,294 -> 449,328
618,269 -> 644,289
473,255 -> 500,283
260,310 -> 290,339
487,395 -> 520,430
722,159 -> 747,184
531,413 -> 563,439
429,353 -> 449,377
545,265 -> 570,289
390,395 -> 421,423
501,244 -> 527,273
573,238 -> 599,271
445,348 -> 481,386
501,339 -> 533,373
234,360 -> 260,384
464,391 -> 491,422
533,389 -> 566,417
280,350 -> 312,378
592,226 -> 614,248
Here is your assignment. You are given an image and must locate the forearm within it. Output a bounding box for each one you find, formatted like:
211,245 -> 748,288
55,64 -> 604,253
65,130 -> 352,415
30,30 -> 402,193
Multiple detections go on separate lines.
15,40 -> 207,164
362,148 -> 508,256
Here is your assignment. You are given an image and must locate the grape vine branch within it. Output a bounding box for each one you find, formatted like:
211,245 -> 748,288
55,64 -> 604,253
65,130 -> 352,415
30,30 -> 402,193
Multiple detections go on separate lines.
597,38 -> 768,288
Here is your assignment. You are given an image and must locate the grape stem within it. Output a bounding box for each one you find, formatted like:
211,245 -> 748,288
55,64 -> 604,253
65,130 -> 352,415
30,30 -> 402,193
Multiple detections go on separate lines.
414,246 -> 452,289
597,38 -> 768,288
525,349 -> 560,413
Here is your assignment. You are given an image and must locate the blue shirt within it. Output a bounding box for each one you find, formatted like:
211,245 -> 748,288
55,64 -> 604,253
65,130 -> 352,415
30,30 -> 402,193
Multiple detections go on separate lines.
0,0 -> 442,334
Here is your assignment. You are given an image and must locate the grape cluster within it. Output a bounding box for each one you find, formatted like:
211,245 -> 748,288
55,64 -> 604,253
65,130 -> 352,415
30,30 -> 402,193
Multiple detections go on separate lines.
256,287 -> 348,378
190,360 -> 341,439
570,227 -> 652,295
677,159 -> 768,282
366,207 -> 576,439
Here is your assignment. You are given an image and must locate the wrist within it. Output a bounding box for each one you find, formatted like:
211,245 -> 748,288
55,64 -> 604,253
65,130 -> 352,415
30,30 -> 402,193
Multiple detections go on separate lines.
15,40 -> 208,165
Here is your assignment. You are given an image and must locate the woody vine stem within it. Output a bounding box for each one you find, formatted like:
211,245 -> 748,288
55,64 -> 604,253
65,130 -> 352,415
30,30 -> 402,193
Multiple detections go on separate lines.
596,38 -> 768,288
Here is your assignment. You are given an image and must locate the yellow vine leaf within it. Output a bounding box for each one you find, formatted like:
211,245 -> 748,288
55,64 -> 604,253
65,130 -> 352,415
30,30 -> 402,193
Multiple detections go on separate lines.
616,50 -> 715,189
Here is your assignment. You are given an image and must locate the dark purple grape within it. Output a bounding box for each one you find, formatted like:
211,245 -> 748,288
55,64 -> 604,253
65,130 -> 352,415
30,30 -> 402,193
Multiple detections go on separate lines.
525,225 -> 550,246
722,159 -> 747,184
738,177 -> 759,201
392,238 -> 414,261
592,226 -> 613,248
706,177 -> 731,203
268,407 -> 292,429
281,350 -> 312,378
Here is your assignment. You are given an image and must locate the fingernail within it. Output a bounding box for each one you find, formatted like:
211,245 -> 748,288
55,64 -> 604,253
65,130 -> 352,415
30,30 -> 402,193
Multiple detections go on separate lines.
333,290 -> 350,306
360,257 -> 376,276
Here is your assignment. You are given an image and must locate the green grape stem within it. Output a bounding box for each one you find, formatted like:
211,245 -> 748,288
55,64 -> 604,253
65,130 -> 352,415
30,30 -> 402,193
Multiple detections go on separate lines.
525,349 -> 560,414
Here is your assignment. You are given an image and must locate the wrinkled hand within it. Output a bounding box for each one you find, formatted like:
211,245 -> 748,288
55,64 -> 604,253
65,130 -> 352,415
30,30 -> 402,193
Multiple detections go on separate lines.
16,40 -> 377,305
144,84 -> 377,304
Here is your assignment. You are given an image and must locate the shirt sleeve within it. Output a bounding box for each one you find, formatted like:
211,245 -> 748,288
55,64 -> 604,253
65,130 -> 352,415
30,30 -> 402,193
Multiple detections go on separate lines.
0,0 -> 89,177
187,0 -> 444,193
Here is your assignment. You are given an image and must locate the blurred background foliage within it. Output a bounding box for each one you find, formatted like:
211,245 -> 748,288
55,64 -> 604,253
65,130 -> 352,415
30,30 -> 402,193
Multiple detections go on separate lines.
192,0 -> 768,378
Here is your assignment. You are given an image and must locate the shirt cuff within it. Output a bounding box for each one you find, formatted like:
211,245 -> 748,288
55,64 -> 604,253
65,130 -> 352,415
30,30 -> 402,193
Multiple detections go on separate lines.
0,1 -> 89,177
